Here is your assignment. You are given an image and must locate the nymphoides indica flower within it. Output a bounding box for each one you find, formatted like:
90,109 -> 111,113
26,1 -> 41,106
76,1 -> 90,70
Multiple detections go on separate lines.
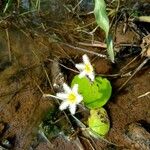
56,83 -> 83,115
75,54 -> 95,81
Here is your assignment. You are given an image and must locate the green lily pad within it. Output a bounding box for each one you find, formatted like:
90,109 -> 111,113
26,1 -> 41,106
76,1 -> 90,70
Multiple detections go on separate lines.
71,75 -> 112,109
88,108 -> 110,136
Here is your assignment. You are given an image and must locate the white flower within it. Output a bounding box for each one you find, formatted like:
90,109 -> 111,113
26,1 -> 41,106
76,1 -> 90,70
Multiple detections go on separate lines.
56,83 -> 83,115
75,54 -> 95,81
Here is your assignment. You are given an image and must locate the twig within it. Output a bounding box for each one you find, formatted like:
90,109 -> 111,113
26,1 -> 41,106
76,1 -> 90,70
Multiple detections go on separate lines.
5,28 -> 11,62
38,130 -> 54,149
48,58 -> 132,78
34,80 -> 44,95
118,58 -> 150,91
55,43 -> 75,65
43,94 -> 63,101
116,43 -> 140,47
120,55 -> 140,72
75,21 -> 96,30
73,0 -> 84,12
31,49 -> 54,90
60,42 -> 107,58
138,92 -> 150,98
79,136 -> 97,150
78,42 -> 106,48
134,16 -> 150,23
43,67 -> 54,90
47,58 -> 79,73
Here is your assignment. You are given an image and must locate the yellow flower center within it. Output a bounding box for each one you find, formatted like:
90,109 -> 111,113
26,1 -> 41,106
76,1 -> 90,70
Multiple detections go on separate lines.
68,93 -> 77,104
85,64 -> 92,73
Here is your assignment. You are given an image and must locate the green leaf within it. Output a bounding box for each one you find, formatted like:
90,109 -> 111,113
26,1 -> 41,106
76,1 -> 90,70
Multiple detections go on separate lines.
94,0 -> 115,63
71,75 -> 112,109
94,0 -> 109,37
88,108 -> 110,136
107,35 -> 115,63
86,76 -> 112,108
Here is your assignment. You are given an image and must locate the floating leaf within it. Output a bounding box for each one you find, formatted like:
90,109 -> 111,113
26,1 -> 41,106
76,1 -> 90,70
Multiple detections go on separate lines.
71,75 -> 112,109
88,108 -> 110,136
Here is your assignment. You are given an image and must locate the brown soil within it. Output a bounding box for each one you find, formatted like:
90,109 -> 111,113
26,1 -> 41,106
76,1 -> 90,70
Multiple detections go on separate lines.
0,0 -> 150,150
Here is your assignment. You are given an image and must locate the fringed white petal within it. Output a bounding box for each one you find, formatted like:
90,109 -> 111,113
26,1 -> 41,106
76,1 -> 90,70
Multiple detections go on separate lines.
75,64 -> 85,70
56,93 -> 68,99
88,72 -> 95,81
76,95 -> 83,103
83,54 -> 90,64
63,83 -> 71,93
72,84 -> 78,93
59,101 -> 69,110
69,104 -> 76,115
78,71 -> 86,78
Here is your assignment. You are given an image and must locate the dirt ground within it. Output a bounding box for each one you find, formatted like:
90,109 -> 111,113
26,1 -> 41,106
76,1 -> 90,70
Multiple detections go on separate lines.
0,0 -> 150,150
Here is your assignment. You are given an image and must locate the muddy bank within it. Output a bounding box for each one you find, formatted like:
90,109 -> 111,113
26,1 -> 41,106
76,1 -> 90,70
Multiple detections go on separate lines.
0,0 -> 150,150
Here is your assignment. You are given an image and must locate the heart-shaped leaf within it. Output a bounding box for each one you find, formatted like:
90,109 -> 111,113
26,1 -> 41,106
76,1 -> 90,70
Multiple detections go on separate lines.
71,75 -> 112,109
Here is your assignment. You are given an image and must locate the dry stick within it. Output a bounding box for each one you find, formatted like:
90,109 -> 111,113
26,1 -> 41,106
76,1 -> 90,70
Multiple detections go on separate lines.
38,129 -> 54,149
47,58 -> 79,73
135,16 -> 150,23
75,21 -> 96,30
120,55 -> 140,72
78,41 -> 107,48
76,26 -> 99,45
56,43 -> 75,65
78,11 -> 94,16
79,136 -> 96,150
59,62 -> 79,73
12,22 -> 30,37
138,91 -> 150,98
48,58 -> 132,78
117,43 -> 140,47
60,42 -> 107,58
0,15 -> 11,24
118,58 -> 150,91
5,28 -> 11,62
43,68 -> 54,90
34,79 -> 44,95
73,0 -> 84,12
